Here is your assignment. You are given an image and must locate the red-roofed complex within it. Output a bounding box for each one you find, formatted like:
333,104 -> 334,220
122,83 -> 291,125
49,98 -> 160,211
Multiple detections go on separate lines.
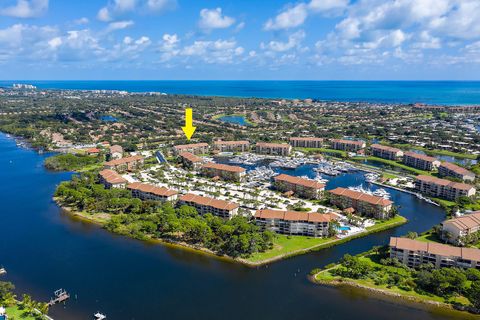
255,142 -> 291,156
371,144 -> 403,160
331,139 -> 366,152
173,143 -> 209,155
128,182 -> 178,202
178,152 -> 203,170
213,140 -> 250,152
109,144 -> 123,160
178,193 -> 239,219
104,155 -> 144,172
415,175 -> 476,200
289,137 -> 324,149
389,237 -> 480,269
200,162 -> 246,182
438,162 -> 475,182
329,187 -> 393,219
254,209 -> 337,237
403,151 -> 440,171
274,174 -> 325,199
98,169 -> 127,189
441,211 -> 480,245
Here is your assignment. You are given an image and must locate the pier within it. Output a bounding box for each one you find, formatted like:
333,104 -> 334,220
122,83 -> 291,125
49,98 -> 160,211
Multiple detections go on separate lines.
48,289 -> 70,306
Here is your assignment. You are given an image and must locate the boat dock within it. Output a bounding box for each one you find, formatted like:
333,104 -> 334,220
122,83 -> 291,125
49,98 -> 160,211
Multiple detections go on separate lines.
48,289 -> 70,306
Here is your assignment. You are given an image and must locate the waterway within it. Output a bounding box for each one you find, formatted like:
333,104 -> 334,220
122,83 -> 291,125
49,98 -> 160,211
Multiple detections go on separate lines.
0,133 -> 474,320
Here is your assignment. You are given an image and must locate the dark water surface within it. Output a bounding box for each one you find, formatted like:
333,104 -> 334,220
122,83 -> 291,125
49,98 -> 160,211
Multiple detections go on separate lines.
3,80 -> 480,105
0,133 -> 474,320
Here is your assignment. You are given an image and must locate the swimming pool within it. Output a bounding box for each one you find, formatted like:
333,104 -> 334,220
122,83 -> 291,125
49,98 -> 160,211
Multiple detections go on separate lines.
338,226 -> 351,231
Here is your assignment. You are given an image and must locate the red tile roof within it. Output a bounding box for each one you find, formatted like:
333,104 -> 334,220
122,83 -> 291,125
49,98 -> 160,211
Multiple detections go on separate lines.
371,144 -> 402,153
179,151 -> 202,163
404,151 -> 438,163
201,162 -> 246,173
213,140 -> 249,146
290,137 -> 324,142
440,162 -> 475,177
416,175 -> 475,191
174,143 -> 209,151
254,209 -> 336,223
104,155 -> 143,166
390,237 -> 480,262
99,169 -> 127,184
443,211 -> 480,231
274,174 -> 325,189
329,187 -> 393,206
332,139 -> 365,146
179,193 -> 239,211
127,182 -> 178,197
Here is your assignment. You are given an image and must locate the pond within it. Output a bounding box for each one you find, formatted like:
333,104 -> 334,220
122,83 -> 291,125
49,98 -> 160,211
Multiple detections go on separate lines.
217,115 -> 249,126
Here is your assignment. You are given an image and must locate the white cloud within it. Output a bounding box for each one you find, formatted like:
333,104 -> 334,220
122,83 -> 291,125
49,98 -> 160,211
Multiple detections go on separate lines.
105,20 -> 134,32
199,8 -> 235,31
264,0 -> 348,30
262,30 -> 306,52
0,0 -> 48,18
73,17 -> 90,25
264,3 -> 307,31
97,0 -> 175,21
181,39 -> 244,64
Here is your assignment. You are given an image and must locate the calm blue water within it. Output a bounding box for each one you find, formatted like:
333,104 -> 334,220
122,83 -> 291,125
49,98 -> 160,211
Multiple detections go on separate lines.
3,81 -> 480,105
218,115 -> 248,126
0,134 -> 469,320
100,115 -> 118,122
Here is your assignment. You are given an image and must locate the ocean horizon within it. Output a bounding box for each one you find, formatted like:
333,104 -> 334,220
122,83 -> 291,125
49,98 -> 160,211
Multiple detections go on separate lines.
2,80 -> 480,105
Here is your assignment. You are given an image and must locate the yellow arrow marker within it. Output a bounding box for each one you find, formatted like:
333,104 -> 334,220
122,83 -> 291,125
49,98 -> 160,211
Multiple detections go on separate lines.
182,108 -> 196,140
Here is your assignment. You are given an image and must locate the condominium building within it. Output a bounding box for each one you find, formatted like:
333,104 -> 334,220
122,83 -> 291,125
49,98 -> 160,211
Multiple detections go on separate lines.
331,139 -> 366,152
370,144 -> 404,160
441,211 -> 480,245
109,144 -> 123,160
402,151 -> 440,171
173,143 -> 209,155
254,209 -> 337,237
329,187 -> 393,219
98,169 -> 127,189
104,155 -> 144,172
127,182 -> 178,202
255,142 -> 292,156
213,140 -> 250,152
415,175 -> 476,200
289,137 -> 324,149
273,174 -> 325,199
179,152 -> 203,170
438,162 -> 476,182
389,237 -> 480,269
200,162 -> 246,182
178,193 -> 239,219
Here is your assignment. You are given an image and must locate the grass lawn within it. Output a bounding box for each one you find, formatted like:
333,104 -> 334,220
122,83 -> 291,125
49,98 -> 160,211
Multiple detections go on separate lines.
295,147 -> 347,157
354,156 -> 431,176
245,215 -> 407,264
6,305 -> 37,320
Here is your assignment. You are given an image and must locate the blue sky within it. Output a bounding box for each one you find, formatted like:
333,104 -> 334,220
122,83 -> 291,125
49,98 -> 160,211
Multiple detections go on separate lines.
1,0 -> 480,80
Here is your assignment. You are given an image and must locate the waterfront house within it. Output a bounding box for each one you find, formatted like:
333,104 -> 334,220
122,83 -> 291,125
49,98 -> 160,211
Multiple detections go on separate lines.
109,144 -> 123,160
415,175 -> 476,200
370,144 -> 404,160
329,187 -> 393,219
289,137 -> 324,149
389,237 -> 480,269
178,193 -> 239,219
173,143 -> 209,155
438,162 -> 475,182
255,142 -> 292,156
331,139 -> 366,152
402,152 -> 440,171
98,169 -> 127,189
213,140 -> 250,152
179,151 -> 203,170
254,209 -> 337,237
104,155 -> 144,172
273,174 -> 325,199
200,162 -> 246,182
441,211 -> 480,245
128,182 -> 178,202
